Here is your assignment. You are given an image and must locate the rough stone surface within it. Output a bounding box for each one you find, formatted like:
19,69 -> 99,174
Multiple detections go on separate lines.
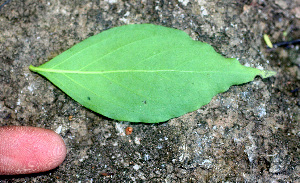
0,0 -> 299,182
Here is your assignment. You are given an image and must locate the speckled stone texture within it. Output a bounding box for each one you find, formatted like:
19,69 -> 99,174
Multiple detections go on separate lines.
0,0 -> 299,182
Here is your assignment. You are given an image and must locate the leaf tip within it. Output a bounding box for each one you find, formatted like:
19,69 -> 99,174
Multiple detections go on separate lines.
259,70 -> 277,78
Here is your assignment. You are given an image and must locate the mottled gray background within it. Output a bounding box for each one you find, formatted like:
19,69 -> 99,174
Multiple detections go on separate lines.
0,0 -> 299,182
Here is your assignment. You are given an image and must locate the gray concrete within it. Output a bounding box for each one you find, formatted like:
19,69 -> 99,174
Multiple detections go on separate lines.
0,0 -> 299,182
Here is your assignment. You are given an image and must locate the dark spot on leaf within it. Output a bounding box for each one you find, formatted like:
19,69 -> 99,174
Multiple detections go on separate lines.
87,97 -> 91,100
143,100 -> 147,104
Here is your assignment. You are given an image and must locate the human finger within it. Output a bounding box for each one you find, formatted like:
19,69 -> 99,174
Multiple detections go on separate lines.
0,126 -> 67,175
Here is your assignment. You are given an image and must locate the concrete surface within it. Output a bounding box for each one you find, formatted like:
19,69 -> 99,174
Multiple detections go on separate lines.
0,0 -> 299,182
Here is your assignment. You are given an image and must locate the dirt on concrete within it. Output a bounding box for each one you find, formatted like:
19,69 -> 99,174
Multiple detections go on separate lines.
0,0 -> 299,182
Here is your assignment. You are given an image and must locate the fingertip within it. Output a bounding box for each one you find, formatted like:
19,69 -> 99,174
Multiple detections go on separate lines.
0,126 -> 67,175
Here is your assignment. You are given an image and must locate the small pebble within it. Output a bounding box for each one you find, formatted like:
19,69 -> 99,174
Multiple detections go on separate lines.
125,127 -> 133,135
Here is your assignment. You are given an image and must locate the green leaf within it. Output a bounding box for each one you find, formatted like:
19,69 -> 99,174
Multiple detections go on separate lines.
29,24 -> 276,123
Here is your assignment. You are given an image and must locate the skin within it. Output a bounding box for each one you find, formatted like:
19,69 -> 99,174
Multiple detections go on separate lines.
0,126 -> 67,175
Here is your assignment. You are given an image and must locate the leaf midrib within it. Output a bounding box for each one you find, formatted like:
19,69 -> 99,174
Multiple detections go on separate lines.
29,67 -> 251,75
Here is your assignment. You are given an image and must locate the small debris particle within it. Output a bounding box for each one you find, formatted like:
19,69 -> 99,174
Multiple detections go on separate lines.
144,154 -> 150,161
133,164 -> 140,170
134,136 -> 141,145
55,125 -> 62,134
100,172 -> 114,176
264,34 -> 273,48
125,127 -> 133,135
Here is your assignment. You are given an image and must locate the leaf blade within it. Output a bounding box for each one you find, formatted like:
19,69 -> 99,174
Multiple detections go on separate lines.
29,24 -> 276,123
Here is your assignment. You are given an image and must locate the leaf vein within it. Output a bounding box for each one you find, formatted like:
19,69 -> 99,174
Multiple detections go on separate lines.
78,35 -> 170,71
63,73 -> 132,111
